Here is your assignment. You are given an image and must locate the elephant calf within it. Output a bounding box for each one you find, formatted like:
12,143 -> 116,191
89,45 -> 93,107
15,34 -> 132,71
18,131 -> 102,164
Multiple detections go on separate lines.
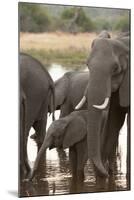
30,110 -> 107,182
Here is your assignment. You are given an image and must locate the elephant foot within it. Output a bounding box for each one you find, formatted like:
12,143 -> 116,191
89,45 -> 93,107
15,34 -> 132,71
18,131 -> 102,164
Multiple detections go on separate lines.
93,157 -> 109,177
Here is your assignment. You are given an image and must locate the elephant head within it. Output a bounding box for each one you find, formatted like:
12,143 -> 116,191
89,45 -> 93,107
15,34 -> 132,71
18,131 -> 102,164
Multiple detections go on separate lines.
98,30 -> 111,39
76,36 -> 129,177
30,113 -> 87,180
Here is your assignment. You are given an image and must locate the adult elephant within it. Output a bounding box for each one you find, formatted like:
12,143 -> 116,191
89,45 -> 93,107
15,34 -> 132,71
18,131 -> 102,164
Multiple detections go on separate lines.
54,30 -> 111,118
54,71 -> 89,117
76,36 -> 130,177
20,53 -> 55,178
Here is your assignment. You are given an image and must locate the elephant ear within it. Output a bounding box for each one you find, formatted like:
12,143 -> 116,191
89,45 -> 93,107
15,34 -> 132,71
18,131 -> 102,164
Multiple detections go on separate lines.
63,115 -> 86,148
119,65 -> 130,107
54,74 -> 68,109
110,38 -> 130,107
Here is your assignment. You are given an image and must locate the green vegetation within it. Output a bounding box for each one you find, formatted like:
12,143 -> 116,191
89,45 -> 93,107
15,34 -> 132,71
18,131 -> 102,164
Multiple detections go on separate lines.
22,48 -> 89,67
94,19 -> 112,31
19,3 -> 130,33
19,4 -> 51,32
114,15 -> 130,32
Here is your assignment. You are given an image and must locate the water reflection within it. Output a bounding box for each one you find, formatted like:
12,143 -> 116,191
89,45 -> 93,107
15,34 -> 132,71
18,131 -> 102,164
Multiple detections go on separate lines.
20,63 -> 129,197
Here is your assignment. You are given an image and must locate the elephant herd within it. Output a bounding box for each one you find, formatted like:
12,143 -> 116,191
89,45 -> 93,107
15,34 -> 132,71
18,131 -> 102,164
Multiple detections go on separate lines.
20,30 -> 130,189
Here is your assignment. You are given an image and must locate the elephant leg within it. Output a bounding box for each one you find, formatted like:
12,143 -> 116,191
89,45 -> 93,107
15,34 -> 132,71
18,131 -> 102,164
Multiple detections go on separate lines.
24,134 -> 31,173
33,116 -> 47,152
103,105 -> 126,175
20,134 -> 28,179
69,147 -> 77,193
20,101 -> 30,179
20,131 -> 30,179
76,140 -> 87,183
69,147 -> 77,181
126,111 -> 130,189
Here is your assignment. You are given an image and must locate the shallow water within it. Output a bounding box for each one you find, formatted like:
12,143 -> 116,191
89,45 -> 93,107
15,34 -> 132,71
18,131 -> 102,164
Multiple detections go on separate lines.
20,63 -> 129,197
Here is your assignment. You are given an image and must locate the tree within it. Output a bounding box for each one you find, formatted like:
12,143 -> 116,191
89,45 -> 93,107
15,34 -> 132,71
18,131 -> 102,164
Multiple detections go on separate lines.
114,15 -> 130,32
61,7 -> 95,32
19,3 -> 51,32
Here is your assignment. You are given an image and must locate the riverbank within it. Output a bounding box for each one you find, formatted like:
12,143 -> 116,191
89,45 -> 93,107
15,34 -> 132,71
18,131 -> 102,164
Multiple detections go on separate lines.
20,32 -> 97,66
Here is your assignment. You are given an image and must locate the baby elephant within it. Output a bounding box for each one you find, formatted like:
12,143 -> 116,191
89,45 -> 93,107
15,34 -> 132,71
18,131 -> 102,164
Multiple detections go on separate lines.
30,110 -> 107,183
30,110 -> 89,183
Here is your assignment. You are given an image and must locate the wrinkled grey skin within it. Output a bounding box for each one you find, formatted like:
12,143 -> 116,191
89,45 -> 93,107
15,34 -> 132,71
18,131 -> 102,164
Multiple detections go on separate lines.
20,53 -> 55,178
77,35 -> 130,177
54,71 -> 89,117
30,110 -> 107,182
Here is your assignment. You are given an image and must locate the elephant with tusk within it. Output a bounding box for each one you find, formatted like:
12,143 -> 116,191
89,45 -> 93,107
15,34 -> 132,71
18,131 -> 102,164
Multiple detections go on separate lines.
75,35 -> 130,178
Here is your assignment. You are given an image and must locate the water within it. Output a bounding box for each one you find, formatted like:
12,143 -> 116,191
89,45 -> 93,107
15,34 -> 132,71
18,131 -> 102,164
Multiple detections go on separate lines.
20,63 -> 129,197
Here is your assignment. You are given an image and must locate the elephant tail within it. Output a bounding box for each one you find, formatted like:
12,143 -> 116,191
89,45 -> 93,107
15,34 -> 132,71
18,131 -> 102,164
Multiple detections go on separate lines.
50,84 -> 55,121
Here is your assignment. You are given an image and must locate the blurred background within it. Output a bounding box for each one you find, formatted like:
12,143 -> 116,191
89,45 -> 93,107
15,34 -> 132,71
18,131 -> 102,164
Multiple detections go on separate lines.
19,3 -> 130,69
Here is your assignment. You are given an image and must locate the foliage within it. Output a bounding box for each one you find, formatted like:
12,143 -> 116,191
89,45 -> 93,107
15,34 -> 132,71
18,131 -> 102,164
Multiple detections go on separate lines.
19,3 -> 130,33
114,15 -> 130,32
61,7 -> 76,19
19,3 -> 51,32
94,18 -> 112,31
22,48 -> 88,67
61,7 -> 95,32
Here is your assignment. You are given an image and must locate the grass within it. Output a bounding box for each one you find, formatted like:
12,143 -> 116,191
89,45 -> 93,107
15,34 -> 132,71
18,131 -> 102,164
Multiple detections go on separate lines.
20,32 -> 97,66
23,48 -> 89,67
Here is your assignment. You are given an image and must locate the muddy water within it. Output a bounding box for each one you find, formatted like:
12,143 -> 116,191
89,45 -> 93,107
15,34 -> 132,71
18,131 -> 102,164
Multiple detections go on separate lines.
20,64 -> 129,197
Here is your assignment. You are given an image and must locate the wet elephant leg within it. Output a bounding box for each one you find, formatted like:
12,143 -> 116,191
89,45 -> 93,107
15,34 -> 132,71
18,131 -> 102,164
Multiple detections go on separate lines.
76,140 -> 87,183
20,102 -> 30,179
126,111 -> 130,189
103,102 -> 126,175
75,140 -> 88,192
69,147 -> 78,193
24,134 -> 31,173
34,115 -> 48,152
20,134 -> 28,179
20,132 -> 31,179
69,147 -> 77,181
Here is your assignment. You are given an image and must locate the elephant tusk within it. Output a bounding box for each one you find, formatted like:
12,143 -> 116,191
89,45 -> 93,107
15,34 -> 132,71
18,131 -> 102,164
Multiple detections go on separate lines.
93,97 -> 109,110
75,96 -> 86,110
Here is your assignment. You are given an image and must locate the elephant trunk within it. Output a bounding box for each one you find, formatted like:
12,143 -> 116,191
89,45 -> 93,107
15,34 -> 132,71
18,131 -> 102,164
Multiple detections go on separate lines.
87,72 -> 111,177
87,109 -> 108,176
29,136 -> 52,180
